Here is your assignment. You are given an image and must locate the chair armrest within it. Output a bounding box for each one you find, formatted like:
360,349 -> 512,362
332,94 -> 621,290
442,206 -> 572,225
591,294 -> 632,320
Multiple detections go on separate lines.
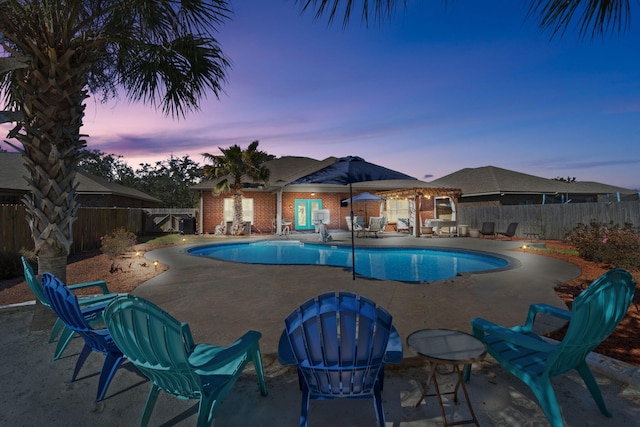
80,302 -> 109,322
189,330 -> 262,373
472,317 -> 557,353
77,293 -> 119,307
68,280 -> 111,295
522,303 -> 572,332
277,330 -> 297,366
385,327 -> 403,364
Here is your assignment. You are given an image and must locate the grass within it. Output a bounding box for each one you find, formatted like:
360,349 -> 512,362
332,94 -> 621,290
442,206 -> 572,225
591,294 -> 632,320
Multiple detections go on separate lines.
527,247 -> 580,256
138,234 -> 239,247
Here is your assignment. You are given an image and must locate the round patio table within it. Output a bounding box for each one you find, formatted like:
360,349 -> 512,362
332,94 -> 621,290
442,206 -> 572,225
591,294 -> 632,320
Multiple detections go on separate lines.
407,329 -> 486,427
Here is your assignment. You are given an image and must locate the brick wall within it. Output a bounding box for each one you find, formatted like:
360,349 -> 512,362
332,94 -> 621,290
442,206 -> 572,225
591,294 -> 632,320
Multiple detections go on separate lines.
200,190 -> 410,233
200,190 -> 277,234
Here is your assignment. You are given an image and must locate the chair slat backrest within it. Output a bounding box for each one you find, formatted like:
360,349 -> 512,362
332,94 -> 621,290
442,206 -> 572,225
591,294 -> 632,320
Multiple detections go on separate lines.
103,295 -> 203,399
41,273 -> 118,354
284,292 -> 392,397
22,257 -> 48,306
548,268 -> 635,376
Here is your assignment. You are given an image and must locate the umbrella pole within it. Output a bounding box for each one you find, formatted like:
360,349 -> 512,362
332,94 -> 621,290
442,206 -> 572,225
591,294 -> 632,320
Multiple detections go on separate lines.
350,183 -> 356,280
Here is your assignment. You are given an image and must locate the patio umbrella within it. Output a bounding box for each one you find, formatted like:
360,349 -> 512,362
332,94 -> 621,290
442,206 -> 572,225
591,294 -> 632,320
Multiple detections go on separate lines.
289,156 -> 417,279
342,192 -> 386,223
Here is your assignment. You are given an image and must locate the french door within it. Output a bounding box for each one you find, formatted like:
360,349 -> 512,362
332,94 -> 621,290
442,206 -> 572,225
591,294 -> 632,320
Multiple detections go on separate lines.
294,199 -> 322,231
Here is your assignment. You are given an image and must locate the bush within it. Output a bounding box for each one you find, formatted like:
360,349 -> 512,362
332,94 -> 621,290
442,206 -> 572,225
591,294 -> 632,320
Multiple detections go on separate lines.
565,222 -> 640,270
101,227 -> 137,272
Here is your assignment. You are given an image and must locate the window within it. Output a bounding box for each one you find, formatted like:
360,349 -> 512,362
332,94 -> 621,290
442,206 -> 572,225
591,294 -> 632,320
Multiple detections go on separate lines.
223,197 -> 254,223
385,199 -> 410,222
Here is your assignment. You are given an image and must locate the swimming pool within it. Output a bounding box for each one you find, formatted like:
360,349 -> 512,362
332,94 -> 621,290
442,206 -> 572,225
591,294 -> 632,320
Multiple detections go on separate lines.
188,240 -> 509,282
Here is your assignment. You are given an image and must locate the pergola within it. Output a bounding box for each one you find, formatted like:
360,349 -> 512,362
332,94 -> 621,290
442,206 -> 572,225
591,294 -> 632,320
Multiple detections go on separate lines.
375,187 -> 462,237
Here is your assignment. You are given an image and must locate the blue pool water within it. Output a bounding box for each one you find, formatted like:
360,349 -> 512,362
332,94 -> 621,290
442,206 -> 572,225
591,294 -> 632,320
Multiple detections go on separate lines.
188,240 -> 509,282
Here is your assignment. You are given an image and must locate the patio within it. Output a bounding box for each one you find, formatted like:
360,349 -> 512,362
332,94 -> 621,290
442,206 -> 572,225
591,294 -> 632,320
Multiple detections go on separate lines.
2,231 -> 639,426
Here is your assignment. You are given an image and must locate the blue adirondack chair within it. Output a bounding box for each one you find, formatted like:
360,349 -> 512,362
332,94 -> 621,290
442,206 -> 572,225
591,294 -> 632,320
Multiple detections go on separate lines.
278,292 -> 403,427
42,273 -> 125,402
21,256 -> 118,360
465,268 -> 635,427
103,294 -> 268,427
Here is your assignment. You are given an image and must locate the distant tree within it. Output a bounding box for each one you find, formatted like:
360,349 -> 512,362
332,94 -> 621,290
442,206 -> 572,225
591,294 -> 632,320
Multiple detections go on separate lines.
552,176 -> 577,183
78,149 -> 136,187
136,155 -> 202,208
202,141 -> 274,235
297,0 -> 633,38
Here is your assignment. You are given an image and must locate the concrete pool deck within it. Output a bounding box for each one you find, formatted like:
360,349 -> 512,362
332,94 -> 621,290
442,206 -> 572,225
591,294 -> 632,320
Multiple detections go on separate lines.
2,231 -> 640,426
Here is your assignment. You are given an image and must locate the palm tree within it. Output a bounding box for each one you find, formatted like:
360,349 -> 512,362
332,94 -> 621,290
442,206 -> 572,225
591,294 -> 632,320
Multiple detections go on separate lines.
0,0 -> 230,282
202,141 -> 274,235
297,0 -> 633,38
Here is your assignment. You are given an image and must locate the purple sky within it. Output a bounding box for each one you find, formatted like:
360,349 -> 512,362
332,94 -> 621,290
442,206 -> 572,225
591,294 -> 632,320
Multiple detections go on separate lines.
3,1 -> 640,189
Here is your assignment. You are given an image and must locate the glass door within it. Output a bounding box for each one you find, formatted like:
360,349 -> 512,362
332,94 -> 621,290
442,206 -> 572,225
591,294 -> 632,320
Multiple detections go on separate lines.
294,199 -> 322,230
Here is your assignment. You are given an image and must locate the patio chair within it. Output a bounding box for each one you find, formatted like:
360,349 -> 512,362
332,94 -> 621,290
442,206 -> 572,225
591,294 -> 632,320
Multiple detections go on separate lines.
496,222 -> 518,240
278,292 -> 403,427
103,294 -> 268,427
21,256 -> 118,360
345,215 -> 365,237
364,216 -> 383,238
396,217 -> 409,233
479,221 -> 495,238
465,268 -> 636,427
42,273 -> 125,402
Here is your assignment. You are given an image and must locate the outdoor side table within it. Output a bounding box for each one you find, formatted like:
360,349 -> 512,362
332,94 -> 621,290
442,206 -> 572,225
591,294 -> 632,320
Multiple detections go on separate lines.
407,329 -> 487,427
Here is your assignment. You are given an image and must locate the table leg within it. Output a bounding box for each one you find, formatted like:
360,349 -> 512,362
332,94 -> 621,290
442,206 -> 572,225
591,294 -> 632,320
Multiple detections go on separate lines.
415,362 -> 480,427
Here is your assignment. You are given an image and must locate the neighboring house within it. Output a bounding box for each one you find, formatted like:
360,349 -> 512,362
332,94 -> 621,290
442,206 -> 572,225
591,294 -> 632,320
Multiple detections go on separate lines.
0,152 -> 161,207
429,165 -> 638,206
192,156 -> 462,235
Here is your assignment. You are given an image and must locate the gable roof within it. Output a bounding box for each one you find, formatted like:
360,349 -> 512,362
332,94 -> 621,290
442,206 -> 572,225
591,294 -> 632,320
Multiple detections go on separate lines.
430,165 -> 635,197
191,156 -> 339,191
192,155 -> 459,195
0,152 -> 161,203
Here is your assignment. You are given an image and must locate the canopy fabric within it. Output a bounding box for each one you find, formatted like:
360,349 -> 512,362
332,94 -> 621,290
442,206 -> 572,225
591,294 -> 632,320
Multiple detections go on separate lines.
289,156 -> 417,185
342,192 -> 386,203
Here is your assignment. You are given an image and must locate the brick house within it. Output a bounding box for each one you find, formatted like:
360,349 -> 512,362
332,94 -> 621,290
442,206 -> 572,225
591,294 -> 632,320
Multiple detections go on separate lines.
192,156 -> 462,235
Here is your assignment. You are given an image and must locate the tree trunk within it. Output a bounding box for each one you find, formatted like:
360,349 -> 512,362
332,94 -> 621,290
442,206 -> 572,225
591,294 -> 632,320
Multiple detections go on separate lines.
11,42 -> 90,283
37,254 -> 68,284
233,192 -> 243,235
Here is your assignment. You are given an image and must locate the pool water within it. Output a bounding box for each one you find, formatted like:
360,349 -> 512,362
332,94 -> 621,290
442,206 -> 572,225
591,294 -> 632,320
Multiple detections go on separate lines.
188,240 -> 509,282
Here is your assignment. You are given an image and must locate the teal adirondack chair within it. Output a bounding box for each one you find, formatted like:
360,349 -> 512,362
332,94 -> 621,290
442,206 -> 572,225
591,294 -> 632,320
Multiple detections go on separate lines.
278,292 -> 403,427
465,268 -> 635,427
21,256 -> 118,360
103,294 -> 268,427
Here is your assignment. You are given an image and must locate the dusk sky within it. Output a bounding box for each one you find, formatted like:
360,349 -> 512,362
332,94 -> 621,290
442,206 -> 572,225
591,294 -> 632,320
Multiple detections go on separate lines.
3,1 -> 639,189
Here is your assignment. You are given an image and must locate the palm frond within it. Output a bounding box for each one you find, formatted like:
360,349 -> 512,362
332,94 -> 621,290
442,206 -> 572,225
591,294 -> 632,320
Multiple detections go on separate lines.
297,0 -> 403,27
528,0 -> 632,39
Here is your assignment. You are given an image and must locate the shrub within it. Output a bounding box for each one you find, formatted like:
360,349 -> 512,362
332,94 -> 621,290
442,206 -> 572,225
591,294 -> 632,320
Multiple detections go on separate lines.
565,222 -> 640,270
101,227 -> 137,272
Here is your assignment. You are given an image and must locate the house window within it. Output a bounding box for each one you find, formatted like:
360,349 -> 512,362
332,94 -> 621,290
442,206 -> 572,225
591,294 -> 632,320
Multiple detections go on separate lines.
223,197 -> 254,223
385,199 -> 410,222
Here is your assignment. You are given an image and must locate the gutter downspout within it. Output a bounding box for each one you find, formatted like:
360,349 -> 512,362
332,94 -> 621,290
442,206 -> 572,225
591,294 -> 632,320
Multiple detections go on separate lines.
199,190 -> 204,234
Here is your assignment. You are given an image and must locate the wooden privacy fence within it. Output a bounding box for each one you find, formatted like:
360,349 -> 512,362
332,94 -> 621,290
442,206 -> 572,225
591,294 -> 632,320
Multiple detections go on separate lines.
1,205 -> 144,255
458,201 -> 640,240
